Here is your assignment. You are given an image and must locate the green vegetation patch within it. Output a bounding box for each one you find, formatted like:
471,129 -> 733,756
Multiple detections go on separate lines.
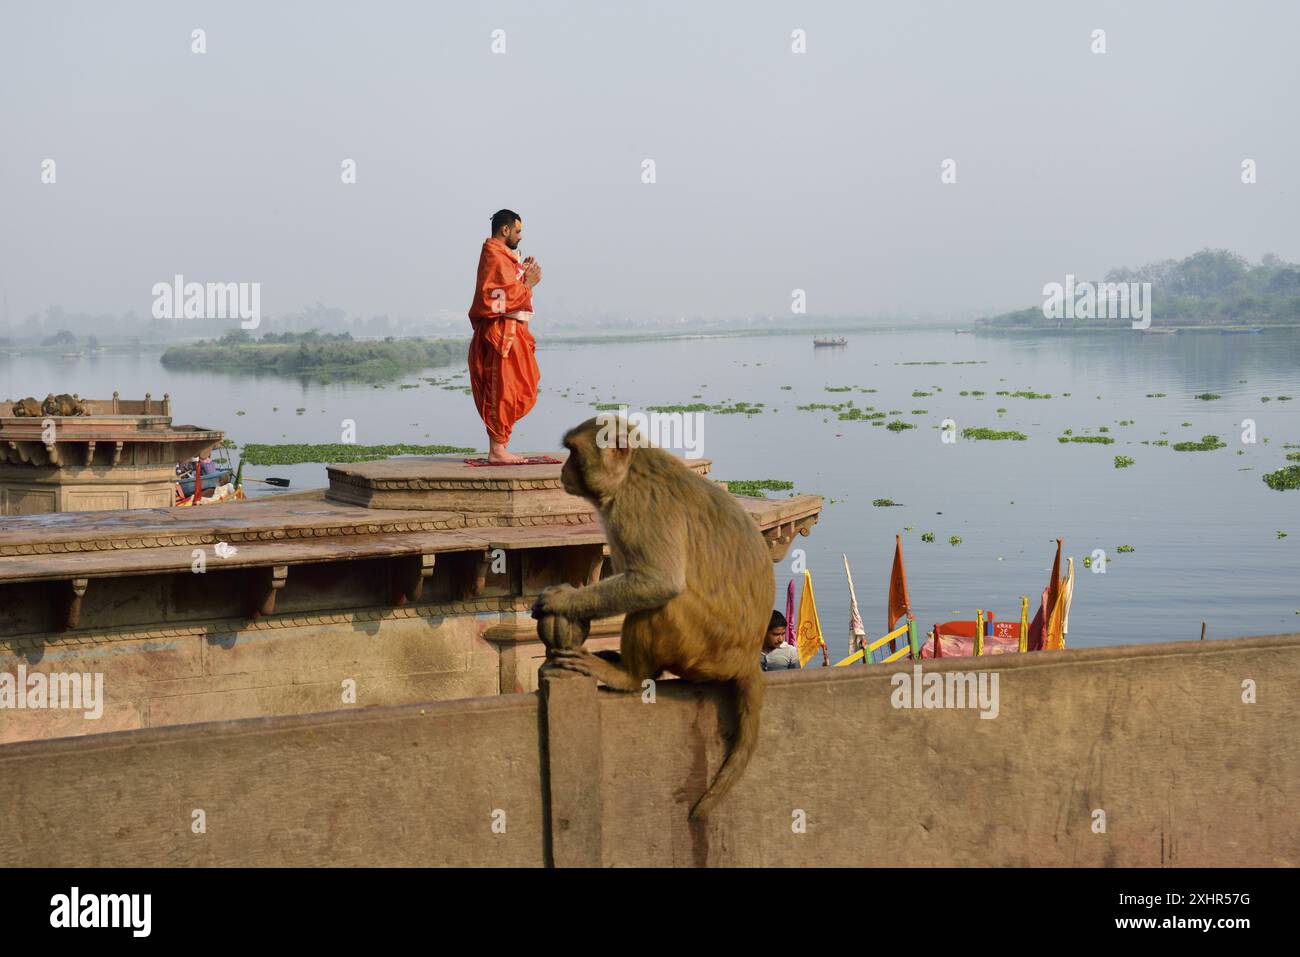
645,401 -> 762,415
1114,455 -> 1135,468
885,420 -> 916,432
1172,435 -> 1227,452
872,498 -> 902,507
161,332 -> 464,382
1194,393 -> 1221,401
726,479 -> 795,498
963,427 -> 1028,441
1262,465 -> 1300,491
241,442 -> 475,465
1058,435 -> 1115,445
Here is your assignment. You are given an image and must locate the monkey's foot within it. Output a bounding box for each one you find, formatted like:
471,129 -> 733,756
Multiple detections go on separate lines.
546,649 -> 642,692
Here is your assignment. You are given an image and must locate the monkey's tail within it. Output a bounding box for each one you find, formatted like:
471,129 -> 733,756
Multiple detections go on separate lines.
689,671 -> 764,820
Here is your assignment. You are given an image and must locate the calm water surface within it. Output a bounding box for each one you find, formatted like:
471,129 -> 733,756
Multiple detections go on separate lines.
4,328 -> 1298,656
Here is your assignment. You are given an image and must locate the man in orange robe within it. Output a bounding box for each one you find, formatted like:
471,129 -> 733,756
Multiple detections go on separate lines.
468,209 -> 542,463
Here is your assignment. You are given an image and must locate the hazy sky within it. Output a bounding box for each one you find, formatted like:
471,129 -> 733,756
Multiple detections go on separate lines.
2,0 -> 1297,326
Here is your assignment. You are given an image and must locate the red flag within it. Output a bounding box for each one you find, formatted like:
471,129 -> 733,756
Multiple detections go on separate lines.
887,534 -> 911,633
784,578 -> 796,646
1042,538 -> 1065,650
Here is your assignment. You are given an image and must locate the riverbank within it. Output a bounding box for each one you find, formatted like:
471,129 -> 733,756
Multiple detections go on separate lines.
160,336 -> 465,381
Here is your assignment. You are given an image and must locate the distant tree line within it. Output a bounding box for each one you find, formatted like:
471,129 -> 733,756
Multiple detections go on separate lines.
161,330 -> 465,381
977,250 -> 1300,329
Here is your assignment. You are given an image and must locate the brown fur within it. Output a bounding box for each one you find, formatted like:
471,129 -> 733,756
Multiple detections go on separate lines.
532,416 -> 773,819
41,393 -> 88,416
10,397 -> 42,417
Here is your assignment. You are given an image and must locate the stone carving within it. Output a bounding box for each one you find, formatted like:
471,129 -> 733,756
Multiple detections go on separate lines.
536,613 -> 591,652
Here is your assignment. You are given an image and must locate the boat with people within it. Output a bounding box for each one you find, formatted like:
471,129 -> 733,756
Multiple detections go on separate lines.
813,336 -> 848,347
174,447 -> 242,506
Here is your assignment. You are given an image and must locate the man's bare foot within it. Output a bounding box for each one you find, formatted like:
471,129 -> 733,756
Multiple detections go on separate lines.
488,441 -> 529,465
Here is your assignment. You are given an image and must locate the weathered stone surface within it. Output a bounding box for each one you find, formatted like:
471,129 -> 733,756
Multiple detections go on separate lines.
0,634 -> 1294,867
0,457 -> 822,744
0,395 -> 223,515
0,695 -> 545,866
325,454 -> 712,519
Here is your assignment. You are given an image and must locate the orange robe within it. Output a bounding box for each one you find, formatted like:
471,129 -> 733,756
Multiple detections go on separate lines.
467,237 -> 539,444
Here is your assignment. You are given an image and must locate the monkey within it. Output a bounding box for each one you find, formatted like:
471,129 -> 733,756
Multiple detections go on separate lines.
531,415 -> 774,819
10,397 -> 42,417
41,393 -> 87,416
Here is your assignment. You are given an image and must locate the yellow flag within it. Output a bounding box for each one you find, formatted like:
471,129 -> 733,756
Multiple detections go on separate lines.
796,569 -> 825,668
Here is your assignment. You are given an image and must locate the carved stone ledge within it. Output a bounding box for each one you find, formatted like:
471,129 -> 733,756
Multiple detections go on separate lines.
391,552 -> 436,606
59,578 -> 89,630
250,565 -> 288,618
764,514 -> 820,563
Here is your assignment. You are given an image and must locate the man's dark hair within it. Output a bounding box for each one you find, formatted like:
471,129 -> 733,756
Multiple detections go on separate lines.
769,610 -> 787,632
491,209 -> 521,235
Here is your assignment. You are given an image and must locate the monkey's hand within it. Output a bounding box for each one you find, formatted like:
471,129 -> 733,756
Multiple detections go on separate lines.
531,583 -> 580,620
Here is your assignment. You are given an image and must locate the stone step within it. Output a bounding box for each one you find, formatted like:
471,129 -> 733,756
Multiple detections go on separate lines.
325,454 -> 713,521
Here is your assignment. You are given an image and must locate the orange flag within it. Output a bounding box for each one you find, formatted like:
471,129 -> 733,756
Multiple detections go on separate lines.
887,534 -> 911,633
1043,538 -> 1065,650
795,569 -> 826,668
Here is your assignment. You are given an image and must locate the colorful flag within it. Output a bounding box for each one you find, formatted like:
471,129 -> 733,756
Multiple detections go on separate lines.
843,554 -> 866,654
1060,556 -> 1075,639
1043,538 -> 1065,650
233,456 -> 246,501
887,534 -> 911,633
784,578 -> 796,646
190,465 -> 204,506
795,569 -> 826,668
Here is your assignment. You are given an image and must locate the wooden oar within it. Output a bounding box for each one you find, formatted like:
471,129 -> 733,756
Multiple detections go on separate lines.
243,477 -> 291,487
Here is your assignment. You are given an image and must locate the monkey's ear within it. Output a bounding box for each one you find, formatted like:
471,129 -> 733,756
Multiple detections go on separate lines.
599,442 -> 633,484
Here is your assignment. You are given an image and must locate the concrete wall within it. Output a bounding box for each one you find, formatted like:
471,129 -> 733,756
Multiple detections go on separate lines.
1,634 -> 1295,866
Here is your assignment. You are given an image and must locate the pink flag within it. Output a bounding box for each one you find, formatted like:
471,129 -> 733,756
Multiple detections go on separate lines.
785,578 -> 796,646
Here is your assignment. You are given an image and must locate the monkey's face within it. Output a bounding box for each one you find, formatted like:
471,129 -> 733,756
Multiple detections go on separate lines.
560,418 -> 632,504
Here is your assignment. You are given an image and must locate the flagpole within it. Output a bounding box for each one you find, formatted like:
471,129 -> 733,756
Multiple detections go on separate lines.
842,553 -> 866,656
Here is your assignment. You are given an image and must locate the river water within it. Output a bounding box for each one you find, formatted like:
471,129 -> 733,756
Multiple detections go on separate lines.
3,328 -> 1298,655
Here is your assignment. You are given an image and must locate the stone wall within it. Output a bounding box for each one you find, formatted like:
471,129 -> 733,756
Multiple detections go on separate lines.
1,633 -> 1294,867
0,601 -> 622,744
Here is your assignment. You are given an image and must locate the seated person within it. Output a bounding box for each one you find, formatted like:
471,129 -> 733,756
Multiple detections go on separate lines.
761,610 -> 799,671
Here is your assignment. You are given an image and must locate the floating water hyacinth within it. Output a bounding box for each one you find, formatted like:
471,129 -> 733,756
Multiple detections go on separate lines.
1263,466 -> 1300,490
963,427 -> 1028,441
724,479 -> 795,498
240,443 -> 475,465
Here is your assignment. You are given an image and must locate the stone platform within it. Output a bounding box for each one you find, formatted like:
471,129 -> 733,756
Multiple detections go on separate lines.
0,392 -> 223,515
0,454 -> 823,743
325,454 -> 711,522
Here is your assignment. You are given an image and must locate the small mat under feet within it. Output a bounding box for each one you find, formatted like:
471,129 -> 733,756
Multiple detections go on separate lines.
463,455 -> 563,467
